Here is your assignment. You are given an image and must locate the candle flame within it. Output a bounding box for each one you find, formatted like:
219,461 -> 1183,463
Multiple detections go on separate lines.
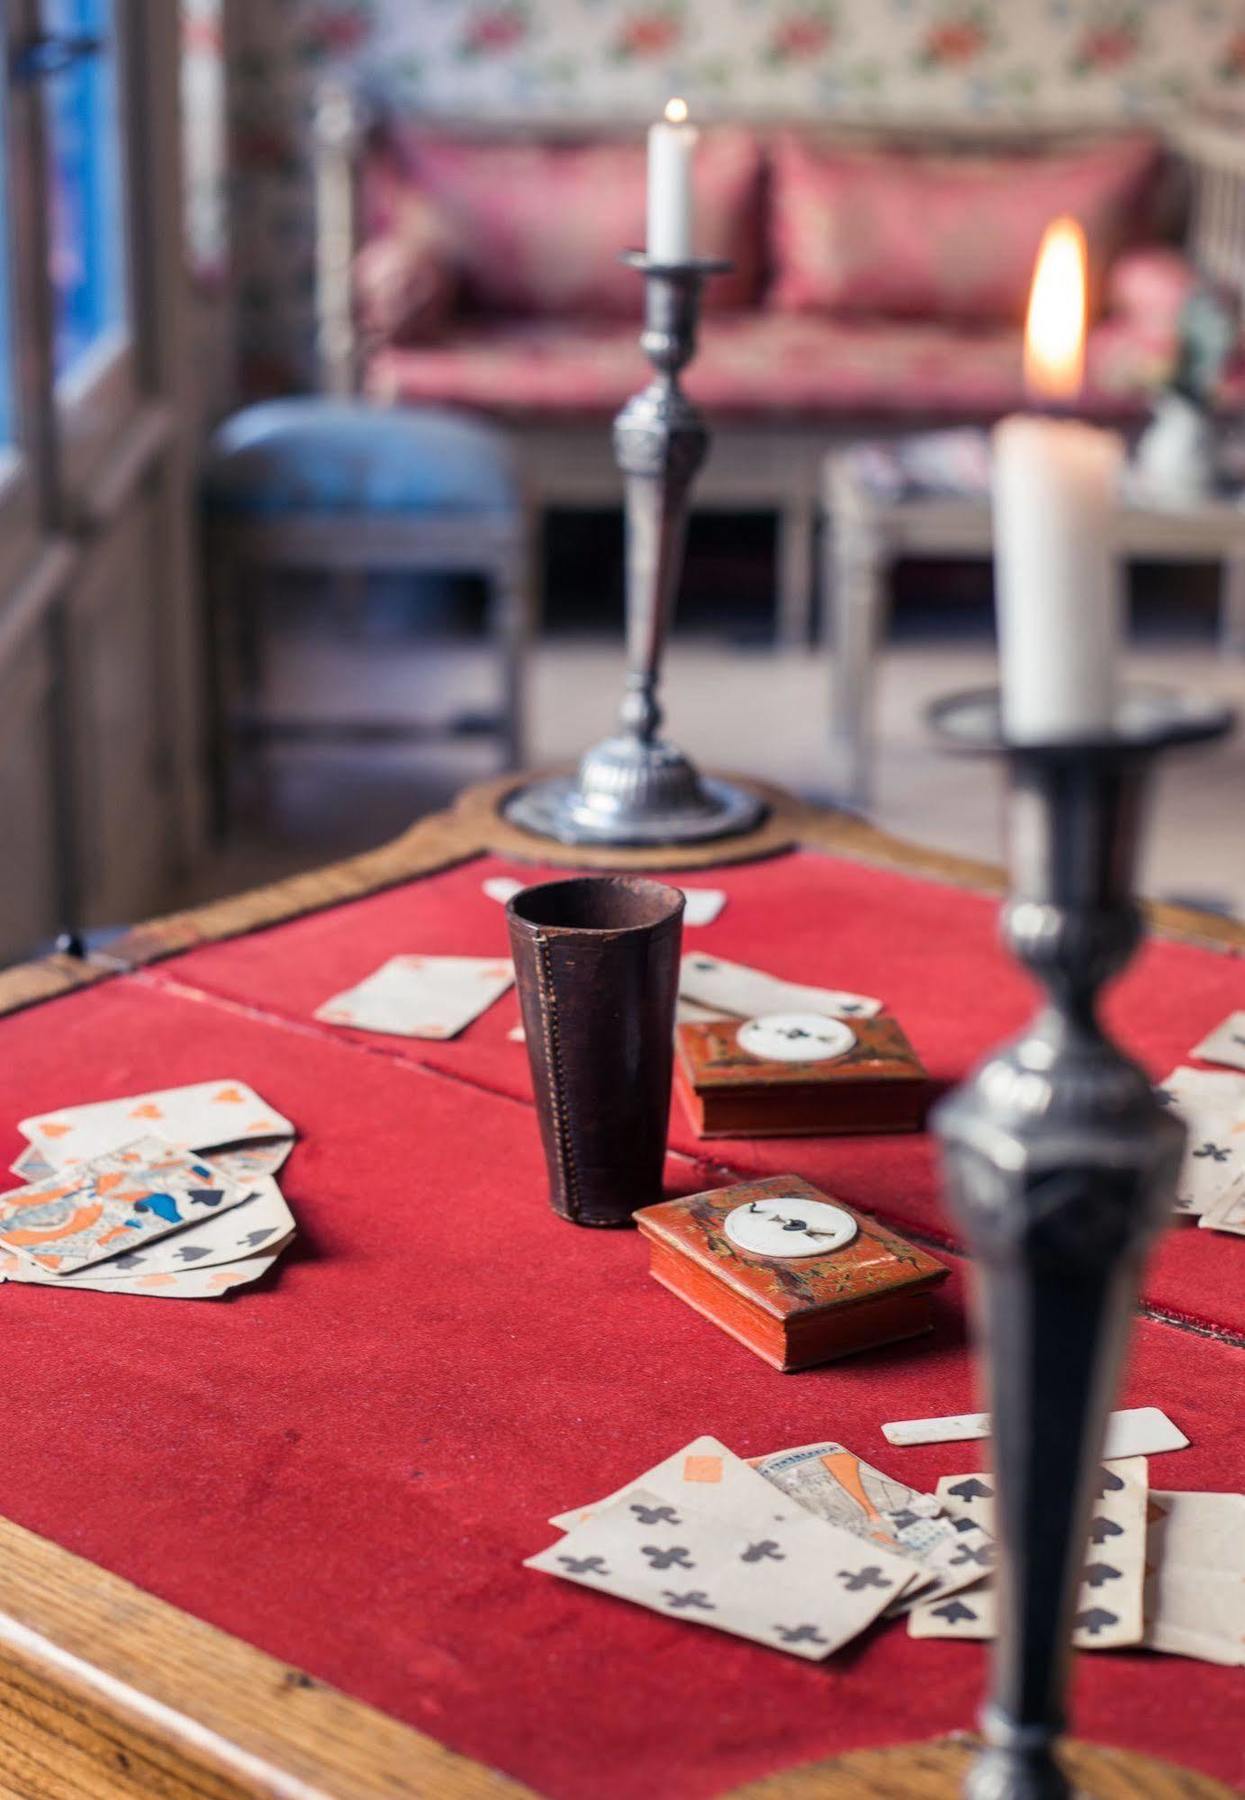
664,97 -> 689,123
1024,216 -> 1087,402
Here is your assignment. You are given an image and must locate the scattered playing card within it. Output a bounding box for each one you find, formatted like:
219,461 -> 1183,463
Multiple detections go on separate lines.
0,1138 -> 253,1276
9,1143 -> 55,1183
680,888 -> 727,927
530,1484 -> 914,1661
1155,1067 -> 1245,1217
209,1140 -> 294,1183
19,1080 -> 295,1170
41,1174 -> 295,1282
1199,1177 -> 1245,1236
751,1440 -> 993,1610
679,955 -> 881,1024
315,955 -> 513,1040
483,876 -> 524,904
909,1459 -> 1148,1650
1189,1012 -> 1245,1074
881,1406 -> 1188,1458
1144,1491 -> 1245,1665
3,1244 -> 288,1299
550,1435 -> 794,1533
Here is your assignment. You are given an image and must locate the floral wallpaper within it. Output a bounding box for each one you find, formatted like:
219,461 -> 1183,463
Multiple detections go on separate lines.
198,0 -> 1245,391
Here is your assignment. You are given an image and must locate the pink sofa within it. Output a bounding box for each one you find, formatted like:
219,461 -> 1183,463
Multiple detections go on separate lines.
345,121 -> 1232,639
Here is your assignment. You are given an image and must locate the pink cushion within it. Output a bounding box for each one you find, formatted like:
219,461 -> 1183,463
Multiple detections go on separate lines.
770,132 -> 1163,325
366,312 -> 1165,424
1107,245 -> 1200,327
362,128 -> 764,319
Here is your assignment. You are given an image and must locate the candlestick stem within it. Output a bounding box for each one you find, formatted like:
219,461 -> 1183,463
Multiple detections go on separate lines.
503,256 -> 765,847
928,688 -> 1231,1800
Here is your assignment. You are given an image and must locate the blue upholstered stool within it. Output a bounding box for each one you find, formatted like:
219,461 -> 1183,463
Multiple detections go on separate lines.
203,398 -> 531,827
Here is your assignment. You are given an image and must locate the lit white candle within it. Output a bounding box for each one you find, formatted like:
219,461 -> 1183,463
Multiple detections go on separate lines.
993,217 -> 1123,741
647,98 -> 697,263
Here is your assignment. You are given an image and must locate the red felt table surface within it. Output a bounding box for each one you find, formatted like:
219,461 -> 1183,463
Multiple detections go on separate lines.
0,973 -> 1243,1797
160,847 -> 1245,1336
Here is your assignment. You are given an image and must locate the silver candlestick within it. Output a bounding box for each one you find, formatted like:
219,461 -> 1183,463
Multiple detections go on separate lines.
929,685 -> 1233,1800
504,254 -> 766,846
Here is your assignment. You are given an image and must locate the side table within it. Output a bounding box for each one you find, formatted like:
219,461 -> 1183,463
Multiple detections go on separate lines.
823,443 -> 1245,810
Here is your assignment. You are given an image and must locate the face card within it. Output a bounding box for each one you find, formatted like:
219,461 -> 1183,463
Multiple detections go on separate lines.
315,955 -> 513,1039
0,1138 -> 254,1275
10,1144 -> 55,1183
529,1485 -> 915,1660
751,1441 -> 994,1609
909,1459 -> 1147,1649
1144,1492 -> 1245,1665
1,1243 -> 288,1299
19,1080 -> 294,1170
1189,1012 -> 1245,1074
1155,1066 -> 1245,1216
678,955 -> 882,1024
42,1174 -> 293,1281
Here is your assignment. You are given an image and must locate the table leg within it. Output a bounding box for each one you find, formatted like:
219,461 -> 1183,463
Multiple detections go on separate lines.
777,496 -> 817,651
1219,554 -> 1245,657
825,495 -> 887,813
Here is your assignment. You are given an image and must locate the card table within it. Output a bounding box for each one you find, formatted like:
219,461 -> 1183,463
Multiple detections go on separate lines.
0,777 -> 1240,1800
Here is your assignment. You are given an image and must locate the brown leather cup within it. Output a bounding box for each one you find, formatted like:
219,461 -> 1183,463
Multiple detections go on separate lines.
507,876 -> 685,1227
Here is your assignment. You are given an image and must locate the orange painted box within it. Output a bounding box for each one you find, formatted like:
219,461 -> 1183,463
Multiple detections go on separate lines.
673,1012 -> 928,1139
634,1174 -> 949,1372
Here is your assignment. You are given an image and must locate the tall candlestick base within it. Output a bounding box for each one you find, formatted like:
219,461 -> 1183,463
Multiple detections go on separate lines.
928,685 -> 1232,1800
504,254 -> 766,848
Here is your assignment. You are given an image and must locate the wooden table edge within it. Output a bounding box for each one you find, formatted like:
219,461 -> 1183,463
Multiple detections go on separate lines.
0,774 -> 1238,1022
0,776 -> 1239,1800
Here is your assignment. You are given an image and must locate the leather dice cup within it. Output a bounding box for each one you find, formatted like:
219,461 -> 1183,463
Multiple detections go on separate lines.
507,876 -> 685,1227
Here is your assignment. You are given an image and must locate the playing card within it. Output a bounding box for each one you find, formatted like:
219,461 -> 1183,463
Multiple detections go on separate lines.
1144,1492 -> 1245,1665
44,1174 -> 294,1281
1,1243 -> 288,1299
680,888 -> 727,927
1189,1011 -> 1245,1073
881,1406 -> 1188,1458
209,1140 -> 294,1182
909,1459 -> 1147,1649
679,955 -> 881,1023
1198,1174 -> 1245,1236
19,1080 -> 294,1170
549,1435 -> 800,1533
315,955 -> 513,1039
751,1440 -> 994,1609
483,876 -> 523,904
9,1144 -> 55,1183
1155,1066 -> 1245,1216
0,1138 -> 254,1275
529,1483 -> 915,1660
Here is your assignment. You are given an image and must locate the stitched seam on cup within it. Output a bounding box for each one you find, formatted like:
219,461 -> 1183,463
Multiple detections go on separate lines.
534,930 -> 580,1220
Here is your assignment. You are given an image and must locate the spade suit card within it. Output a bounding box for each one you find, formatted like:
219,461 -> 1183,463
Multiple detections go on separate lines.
678,955 -> 881,1024
315,955 -> 513,1039
530,1483 -> 916,1660
19,1080 -> 294,1169
750,1441 -> 993,1610
40,1173 -> 293,1281
1,1239 -> 288,1298
908,1459 -> 1147,1649
1155,1067 -> 1245,1216
0,1138 -> 253,1275
1189,1012 -> 1245,1074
